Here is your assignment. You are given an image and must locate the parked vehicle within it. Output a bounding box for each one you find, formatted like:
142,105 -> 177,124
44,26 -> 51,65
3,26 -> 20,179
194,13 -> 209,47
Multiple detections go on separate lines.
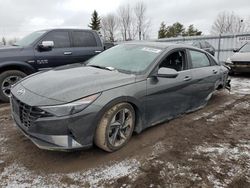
188,41 -> 216,56
10,42 -> 230,152
0,29 -> 104,102
225,42 -> 250,74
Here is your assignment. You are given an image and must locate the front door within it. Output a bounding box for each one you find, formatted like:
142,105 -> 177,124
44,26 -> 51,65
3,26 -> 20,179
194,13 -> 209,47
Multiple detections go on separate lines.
34,30 -> 74,70
145,50 -> 193,126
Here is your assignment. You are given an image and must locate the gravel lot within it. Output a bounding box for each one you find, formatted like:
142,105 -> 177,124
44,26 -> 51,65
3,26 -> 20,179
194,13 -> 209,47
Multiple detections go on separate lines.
0,75 -> 250,188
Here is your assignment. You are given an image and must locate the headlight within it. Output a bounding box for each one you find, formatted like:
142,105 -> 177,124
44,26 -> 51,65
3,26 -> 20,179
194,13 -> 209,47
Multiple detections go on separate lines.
40,93 -> 101,116
225,58 -> 232,64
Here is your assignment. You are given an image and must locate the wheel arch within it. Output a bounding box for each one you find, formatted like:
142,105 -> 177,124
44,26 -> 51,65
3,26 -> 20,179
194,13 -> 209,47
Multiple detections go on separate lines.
0,61 -> 36,75
93,96 -> 144,136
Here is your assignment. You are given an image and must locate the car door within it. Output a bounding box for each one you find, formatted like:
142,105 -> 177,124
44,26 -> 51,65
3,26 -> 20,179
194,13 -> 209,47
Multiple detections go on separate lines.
187,49 -> 220,109
71,30 -> 104,63
34,30 -> 74,69
145,49 -> 194,126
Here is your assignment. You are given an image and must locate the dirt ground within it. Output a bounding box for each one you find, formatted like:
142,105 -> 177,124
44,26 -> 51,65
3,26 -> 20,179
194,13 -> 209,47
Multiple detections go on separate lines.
0,75 -> 250,188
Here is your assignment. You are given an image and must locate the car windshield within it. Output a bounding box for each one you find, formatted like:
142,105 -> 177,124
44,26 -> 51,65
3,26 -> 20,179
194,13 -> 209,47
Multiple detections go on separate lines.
15,30 -> 47,46
239,43 -> 250,52
87,44 -> 163,74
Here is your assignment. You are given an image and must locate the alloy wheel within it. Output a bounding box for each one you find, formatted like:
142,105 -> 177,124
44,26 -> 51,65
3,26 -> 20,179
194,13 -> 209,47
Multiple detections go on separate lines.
108,108 -> 133,147
2,75 -> 22,97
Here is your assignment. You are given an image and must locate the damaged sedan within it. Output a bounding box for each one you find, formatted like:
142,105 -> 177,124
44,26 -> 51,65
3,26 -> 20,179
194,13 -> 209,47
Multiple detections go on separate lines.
10,42 -> 230,152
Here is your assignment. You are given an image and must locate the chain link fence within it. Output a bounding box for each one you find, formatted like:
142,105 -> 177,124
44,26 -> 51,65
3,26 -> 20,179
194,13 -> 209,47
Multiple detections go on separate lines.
156,33 -> 250,62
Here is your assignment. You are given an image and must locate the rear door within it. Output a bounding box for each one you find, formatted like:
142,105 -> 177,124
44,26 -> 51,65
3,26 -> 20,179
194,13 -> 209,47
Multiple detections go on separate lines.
34,30 -> 74,69
187,49 -> 220,109
71,30 -> 104,63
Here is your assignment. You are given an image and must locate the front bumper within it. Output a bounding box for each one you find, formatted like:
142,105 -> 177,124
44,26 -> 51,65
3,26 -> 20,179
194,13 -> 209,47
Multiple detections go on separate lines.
13,118 -> 88,151
10,94 -> 99,151
228,63 -> 250,73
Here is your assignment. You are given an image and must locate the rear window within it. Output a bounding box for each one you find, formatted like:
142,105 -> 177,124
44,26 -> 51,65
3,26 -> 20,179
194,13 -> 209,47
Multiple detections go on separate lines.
72,31 -> 97,47
189,50 -> 211,68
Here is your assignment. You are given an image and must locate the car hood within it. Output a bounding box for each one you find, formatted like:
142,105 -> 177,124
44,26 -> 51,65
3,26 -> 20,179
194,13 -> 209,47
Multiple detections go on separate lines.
0,46 -> 24,61
231,52 -> 250,62
20,65 -> 136,103
0,45 -> 23,52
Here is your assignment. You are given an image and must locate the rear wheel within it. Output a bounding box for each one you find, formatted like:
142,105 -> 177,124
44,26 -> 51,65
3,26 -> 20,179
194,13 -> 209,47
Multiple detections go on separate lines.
94,103 -> 135,152
0,70 -> 27,102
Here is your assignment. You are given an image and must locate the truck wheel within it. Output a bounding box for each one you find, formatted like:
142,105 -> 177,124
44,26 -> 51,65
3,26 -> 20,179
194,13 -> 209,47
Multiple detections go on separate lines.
94,103 -> 135,152
0,70 -> 27,102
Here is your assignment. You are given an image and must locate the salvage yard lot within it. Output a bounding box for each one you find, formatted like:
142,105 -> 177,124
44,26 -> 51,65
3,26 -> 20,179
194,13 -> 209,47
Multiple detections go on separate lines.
0,75 -> 250,188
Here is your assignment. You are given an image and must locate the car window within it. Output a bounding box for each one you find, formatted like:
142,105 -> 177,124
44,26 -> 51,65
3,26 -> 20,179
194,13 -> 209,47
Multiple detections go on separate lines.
16,30 -> 47,46
189,50 -> 211,68
42,31 -> 70,48
72,31 -> 97,47
87,44 -> 162,74
205,41 -> 211,48
159,51 -> 186,71
200,41 -> 207,48
192,41 -> 201,48
239,43 -> 250,52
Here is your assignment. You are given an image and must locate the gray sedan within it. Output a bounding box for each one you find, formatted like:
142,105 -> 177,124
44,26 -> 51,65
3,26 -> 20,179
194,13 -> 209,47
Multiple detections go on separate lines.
10,42 -> 230,152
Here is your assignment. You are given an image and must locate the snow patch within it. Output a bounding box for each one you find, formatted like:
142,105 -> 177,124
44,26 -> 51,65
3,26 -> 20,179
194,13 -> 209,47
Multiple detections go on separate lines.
231,77 -> 250,95
0,158 -> 141,187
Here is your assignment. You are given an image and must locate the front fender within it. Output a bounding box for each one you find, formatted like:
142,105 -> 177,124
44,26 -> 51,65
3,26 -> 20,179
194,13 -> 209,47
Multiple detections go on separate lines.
93,96 -> 145,134
0,61 -> 36,74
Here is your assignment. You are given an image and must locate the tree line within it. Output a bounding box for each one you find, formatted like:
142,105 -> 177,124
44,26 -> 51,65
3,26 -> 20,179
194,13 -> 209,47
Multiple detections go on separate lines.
1,7 -> 249,46
158,22 -> 202,39
88,2 -> 151,42
88,2 -> 203,41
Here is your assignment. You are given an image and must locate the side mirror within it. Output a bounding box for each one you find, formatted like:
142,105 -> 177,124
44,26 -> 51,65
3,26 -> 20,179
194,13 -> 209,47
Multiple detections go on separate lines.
157,67 -> 179,78
233,49 -> 239,53
39,41 -> 54,51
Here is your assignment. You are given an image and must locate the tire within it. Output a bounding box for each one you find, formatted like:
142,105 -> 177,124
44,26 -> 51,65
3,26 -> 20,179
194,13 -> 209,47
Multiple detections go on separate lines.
0,70 -> 27,102
228,71 -> 235,76
94,103 -> 135,152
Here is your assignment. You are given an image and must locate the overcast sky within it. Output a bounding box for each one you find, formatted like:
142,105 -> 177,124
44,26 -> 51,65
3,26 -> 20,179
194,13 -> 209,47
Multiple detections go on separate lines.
0,0 -> 249,39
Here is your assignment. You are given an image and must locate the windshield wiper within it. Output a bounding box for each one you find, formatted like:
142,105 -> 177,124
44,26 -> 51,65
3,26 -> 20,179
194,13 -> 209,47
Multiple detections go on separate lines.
88,65 -> 116,71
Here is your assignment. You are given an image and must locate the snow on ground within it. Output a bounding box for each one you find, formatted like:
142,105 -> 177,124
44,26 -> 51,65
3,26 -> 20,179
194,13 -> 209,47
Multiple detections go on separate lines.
195,140 -> 250,188
230,77 -> 250,95
0,159 -> 141,188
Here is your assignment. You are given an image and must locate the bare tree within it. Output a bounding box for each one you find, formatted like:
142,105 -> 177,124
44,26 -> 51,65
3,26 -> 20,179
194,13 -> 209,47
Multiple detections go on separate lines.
2,37 -> 6,46
211,11 -> 248,34
101,13 -> 118,42
141,19 -> 151,40
134,1 -> 149,40
117,4 -> 134,41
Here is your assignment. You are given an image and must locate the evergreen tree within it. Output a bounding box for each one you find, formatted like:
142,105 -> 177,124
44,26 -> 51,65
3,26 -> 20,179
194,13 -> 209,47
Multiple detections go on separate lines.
183,25 -> 202,36
158,22 -> 167,39
165,22 -> 185,37
88,10 -> 101,31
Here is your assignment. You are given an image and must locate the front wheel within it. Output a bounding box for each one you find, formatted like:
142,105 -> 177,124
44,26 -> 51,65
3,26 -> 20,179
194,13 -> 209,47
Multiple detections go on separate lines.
94,103 -> 135,152
0,70 -> 27,102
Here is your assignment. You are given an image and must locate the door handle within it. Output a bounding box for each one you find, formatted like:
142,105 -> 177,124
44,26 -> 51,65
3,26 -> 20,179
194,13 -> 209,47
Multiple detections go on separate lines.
213,70 -> 218,74
64,51 -> 72,55
183,76 -> 192,81
95,50 -> 102,53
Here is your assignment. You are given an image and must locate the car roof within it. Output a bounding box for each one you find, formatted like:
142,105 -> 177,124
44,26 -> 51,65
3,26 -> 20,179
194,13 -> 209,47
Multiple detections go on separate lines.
123,41 -> 201,51
37,28 -> 94,33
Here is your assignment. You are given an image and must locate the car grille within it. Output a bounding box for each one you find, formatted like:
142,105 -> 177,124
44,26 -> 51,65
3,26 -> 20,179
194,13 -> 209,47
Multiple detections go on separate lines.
11,95 -> 53,128
232,61 -> 250,65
